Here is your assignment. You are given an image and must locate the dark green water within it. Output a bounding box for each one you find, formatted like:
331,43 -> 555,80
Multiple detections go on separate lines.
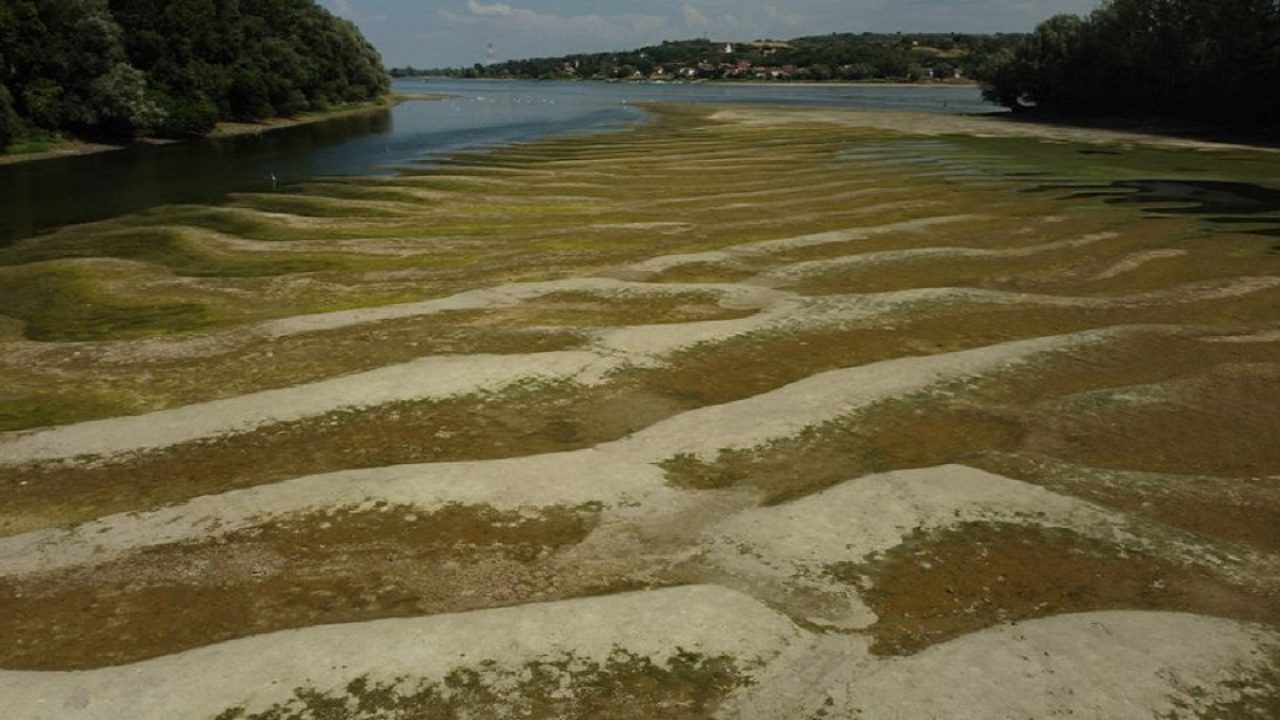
1,112 -> 398,245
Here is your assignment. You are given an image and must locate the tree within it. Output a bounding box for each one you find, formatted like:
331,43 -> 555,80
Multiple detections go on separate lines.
89,62 -> 163,135
153,90 -> 217,136
0,84 -> 20,149
0,0 -> 392,142
982,0 -> 1280,125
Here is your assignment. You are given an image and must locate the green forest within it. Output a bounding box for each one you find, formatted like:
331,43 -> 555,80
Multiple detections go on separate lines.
397,33 -> 1023,84
982,0 -> 1280,126
0,0 -> 390,150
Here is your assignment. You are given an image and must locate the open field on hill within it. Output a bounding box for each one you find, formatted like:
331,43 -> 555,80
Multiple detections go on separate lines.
2,104 -> 1278,719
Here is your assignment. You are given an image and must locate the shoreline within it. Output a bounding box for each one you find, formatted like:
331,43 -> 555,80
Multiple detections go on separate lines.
708,105 -> 1280,153
0,139 -> 123,167
0,93 -> 444,168
400,75 -> 978,89
987,110 -> 1280,152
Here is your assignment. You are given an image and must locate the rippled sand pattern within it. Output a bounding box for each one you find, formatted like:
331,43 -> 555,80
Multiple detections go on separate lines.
2,106 -> 1278,719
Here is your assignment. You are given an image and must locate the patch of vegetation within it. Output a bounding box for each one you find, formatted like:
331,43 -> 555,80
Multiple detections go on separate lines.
3,138 -> 56,155
0,391 -> 131,433
0,315 -> 587,433
498,290 -> 754,328
0,377 -> 673,531
825,521 -> 1279,656
660,398 -> 1024,504
212,649 -> 748,720
0,266 -> 214,341
0,503 -> 608,669
0,227 -> 344,277
1161,648 -> 1280,720
229,194 -> 412,220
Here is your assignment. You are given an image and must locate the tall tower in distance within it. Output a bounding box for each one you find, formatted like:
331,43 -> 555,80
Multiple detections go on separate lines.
486,42 -> 496,66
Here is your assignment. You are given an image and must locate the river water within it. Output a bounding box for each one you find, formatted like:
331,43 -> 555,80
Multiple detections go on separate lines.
0,79 -> 988,244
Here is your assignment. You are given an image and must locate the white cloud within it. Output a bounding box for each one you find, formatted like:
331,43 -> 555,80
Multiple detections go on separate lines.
369,0 -> 1100,68
682,3 -> 710,29
448,0 -> 671,50
467,0 -> 515,17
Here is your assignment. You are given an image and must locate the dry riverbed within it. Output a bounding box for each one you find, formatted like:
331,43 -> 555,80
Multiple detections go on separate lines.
1,105 -> 1278,719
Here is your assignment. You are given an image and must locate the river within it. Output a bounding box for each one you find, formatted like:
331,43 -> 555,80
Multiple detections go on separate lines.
0,79 -> 988,245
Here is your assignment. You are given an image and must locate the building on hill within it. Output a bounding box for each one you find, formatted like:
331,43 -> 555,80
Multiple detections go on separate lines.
742,41 -> 793,55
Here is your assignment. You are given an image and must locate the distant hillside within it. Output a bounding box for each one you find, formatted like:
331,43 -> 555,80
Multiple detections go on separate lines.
0,0 -> 390,149
393,33 -> 1023,84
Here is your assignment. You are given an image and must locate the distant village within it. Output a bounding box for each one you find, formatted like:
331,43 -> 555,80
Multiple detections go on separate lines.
396,34 -> 1020,84
568,42 -> 964,83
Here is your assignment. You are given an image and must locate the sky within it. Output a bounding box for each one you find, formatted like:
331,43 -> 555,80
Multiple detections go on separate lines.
321,0 -> 1102,68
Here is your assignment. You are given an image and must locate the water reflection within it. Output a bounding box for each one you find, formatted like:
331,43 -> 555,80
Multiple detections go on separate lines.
0,111 -> 394,244
1026,178 -> 1280,241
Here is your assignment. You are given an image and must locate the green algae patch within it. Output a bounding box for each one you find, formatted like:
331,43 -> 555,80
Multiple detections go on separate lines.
0,265 -> 215,341
660,325 -> 1280,507
1159,649 -> 1280,720
3,322 -> 586,433
0,503 -> 610,670
825,521 -> 1279,657
0,226 -> 347,278
489,290 -> 756,328
211,649 -> 747,720
0,379 -> 685,532
228,193 -> 415,219
660,402 -> 1024,505
294,181 -> 437,204
0,391 -> 133,433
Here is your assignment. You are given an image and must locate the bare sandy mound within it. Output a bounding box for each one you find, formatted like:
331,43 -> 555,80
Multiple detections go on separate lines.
700,465 -> 1123,629
0,351 -> 615,465
0,287 -> 1111,468
722,611 -> 1278,719
835,611 -> 1278,719
611,216 -> 982,280
0,332 -> 1102,576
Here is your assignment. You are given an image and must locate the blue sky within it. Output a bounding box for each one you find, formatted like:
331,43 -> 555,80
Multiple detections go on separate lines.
322,0 -> 1101,68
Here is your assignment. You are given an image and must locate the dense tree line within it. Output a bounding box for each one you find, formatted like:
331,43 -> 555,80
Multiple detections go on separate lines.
397,33 -> 1022,84
982,0 -> 1280,125
0,0 -> 389,148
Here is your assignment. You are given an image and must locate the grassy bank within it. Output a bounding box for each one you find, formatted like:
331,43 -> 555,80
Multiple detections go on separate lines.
0,93 -> 441,167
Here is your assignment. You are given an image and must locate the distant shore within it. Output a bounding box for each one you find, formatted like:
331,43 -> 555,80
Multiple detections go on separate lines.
777,80 -> 978,89
398,75 -> 978,89
0,93 -> 444,167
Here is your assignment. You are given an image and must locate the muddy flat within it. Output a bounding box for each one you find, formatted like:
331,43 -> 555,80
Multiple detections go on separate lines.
1,105 -> 1278,719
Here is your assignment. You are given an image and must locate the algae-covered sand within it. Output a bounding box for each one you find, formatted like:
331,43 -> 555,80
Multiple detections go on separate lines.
1,105 -> 1278,719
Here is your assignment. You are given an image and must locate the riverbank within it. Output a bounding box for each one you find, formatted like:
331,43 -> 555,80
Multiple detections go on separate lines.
402,75 -> 978,89
0,93 -> 444,168
0,138 -> 122,167
991,110 -> 1280,152
208,92 -> 444,140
